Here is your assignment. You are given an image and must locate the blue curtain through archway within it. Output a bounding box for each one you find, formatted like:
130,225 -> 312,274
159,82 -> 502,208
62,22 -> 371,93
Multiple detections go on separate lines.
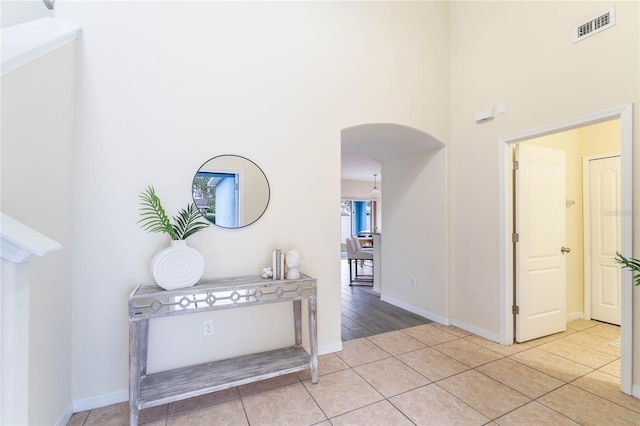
352,201 -> 367,236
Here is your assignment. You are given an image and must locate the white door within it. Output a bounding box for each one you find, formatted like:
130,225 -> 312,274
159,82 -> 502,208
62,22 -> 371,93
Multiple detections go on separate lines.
515,144 -> 567,342
587,155 -> 621,325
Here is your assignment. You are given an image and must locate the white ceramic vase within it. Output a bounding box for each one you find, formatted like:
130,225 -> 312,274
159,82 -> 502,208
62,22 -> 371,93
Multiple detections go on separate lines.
151,240 -> 204,290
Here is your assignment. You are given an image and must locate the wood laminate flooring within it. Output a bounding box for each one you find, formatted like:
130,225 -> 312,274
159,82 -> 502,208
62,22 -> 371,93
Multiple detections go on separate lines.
341,259 -> 431,341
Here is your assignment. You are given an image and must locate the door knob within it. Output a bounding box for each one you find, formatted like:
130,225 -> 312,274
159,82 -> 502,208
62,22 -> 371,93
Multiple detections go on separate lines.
561,247 -> 571,254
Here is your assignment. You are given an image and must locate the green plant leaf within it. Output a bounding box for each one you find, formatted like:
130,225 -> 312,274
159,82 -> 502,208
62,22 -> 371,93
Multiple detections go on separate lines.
172,203 -> 209,240
137,186 -> 178,240
615,252 -> 640,286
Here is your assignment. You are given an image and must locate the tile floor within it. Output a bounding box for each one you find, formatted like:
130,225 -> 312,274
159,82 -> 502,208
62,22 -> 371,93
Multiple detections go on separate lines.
69,319 -> 640,425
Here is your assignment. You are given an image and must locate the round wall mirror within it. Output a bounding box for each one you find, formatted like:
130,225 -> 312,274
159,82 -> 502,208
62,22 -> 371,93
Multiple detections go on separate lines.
193,155 -> 270,229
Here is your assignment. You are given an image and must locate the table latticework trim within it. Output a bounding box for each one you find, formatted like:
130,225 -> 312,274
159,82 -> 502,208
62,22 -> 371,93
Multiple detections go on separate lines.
129,275 -> 316,320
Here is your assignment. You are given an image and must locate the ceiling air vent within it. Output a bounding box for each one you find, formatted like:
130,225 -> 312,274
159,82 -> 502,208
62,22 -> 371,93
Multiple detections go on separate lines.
573,8 -> 615,43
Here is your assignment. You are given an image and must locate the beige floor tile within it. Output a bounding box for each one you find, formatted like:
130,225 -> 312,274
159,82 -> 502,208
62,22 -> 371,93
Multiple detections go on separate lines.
572,370 -> 640,414
437,370 -> 530,419
167,387 -> 239,416
242,382 -> 325,426
397,347 -> 469,381
366,330 -> 427,355
538,339 -> 617,369
74,319 -> 635,426
538,385 -> 640,425
464,335 -> 531,357
302,369 -> 383,418
524,329 -> 577,346
354,357 -> 430,397
430,323 -> 473,337
598,359 -> 621,378
510,347 -> 593,382
335,338 -> 391,367
477,358 -> 564,399
67,411 -> 89,426
563,330 -> 620,356
390,384 -> 489,425
139,404 -> 168,424
582,323 -> 621,339
434,339 -> 503,367
297,352 -> 350,381
494,401 -> 579,425
566,319 -> 601,331
167,399 -> 247,426
84,401 -> 129,425
401,324 -> 460,346
237,372 -> 300,397
329,400 -> 413,426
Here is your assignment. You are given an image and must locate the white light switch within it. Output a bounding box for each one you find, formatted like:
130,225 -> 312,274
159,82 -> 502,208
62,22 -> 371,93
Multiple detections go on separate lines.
497,101 -> 507,114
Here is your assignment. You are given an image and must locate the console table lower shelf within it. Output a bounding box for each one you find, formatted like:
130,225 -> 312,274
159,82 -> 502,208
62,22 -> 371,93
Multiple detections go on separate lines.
139,346 -> 311,408
128,274 -> 318,425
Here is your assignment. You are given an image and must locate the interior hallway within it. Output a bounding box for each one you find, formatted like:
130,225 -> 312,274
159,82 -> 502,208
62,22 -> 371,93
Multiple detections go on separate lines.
341,259 -> 431,341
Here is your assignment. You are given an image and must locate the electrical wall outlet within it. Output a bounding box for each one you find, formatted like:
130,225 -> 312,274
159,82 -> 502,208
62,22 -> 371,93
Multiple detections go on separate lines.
203,320 -> 214,336
410,276 -> 417,288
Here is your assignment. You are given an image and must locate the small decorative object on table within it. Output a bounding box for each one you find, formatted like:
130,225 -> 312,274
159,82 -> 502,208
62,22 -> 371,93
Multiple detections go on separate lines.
138,185 -> 209,290
285,249 -> 303,280
262,267 -> 273,279
272,248 -> 285,280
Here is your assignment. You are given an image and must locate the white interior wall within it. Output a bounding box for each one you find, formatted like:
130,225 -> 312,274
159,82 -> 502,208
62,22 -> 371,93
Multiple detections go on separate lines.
380,148 -> 448,322
0,43 -> 76,424
0,0 -> 52,28
450,0 -> 638,383
53,1 -> 452,405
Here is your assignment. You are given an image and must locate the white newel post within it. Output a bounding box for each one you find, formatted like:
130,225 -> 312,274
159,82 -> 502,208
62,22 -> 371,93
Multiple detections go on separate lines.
0,213 -> 62,425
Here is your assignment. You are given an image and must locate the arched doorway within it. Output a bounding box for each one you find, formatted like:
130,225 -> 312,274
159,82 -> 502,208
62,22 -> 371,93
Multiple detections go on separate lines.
340,123 -> 449,339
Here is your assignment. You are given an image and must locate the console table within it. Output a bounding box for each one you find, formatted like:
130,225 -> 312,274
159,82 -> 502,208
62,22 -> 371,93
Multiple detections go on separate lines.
128,274 -> 318,425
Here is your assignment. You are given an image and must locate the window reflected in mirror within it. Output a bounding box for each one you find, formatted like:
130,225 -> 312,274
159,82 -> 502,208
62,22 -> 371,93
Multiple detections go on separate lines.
193,155 -> 270,229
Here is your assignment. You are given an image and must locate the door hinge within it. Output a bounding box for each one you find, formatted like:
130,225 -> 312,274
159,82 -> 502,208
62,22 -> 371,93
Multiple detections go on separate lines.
512,232 -> 519,243
512,305 -> 520,315
513,160 -> 519,170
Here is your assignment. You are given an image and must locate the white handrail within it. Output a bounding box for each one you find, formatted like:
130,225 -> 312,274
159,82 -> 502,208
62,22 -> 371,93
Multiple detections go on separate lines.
0,213 -> 62,263
1,17 -> 82,76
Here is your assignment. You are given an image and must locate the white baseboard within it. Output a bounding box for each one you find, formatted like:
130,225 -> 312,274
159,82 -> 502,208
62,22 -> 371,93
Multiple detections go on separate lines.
633,383 -> 640,399
55,401 -> 74,426
380,295 -> 449,325
379,295 -> 502,344
566,311 -> 584,322
451,318 -> 501,344
72,389 -> 128,413
319,340 -> 342,355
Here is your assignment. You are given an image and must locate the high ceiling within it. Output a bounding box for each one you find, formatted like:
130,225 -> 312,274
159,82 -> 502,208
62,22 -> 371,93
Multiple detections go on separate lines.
341,154 -> 381,182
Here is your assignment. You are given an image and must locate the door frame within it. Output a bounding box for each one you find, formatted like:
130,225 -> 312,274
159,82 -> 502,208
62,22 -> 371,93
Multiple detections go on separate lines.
498,104 -> 633,395
583,152 -> 621,323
